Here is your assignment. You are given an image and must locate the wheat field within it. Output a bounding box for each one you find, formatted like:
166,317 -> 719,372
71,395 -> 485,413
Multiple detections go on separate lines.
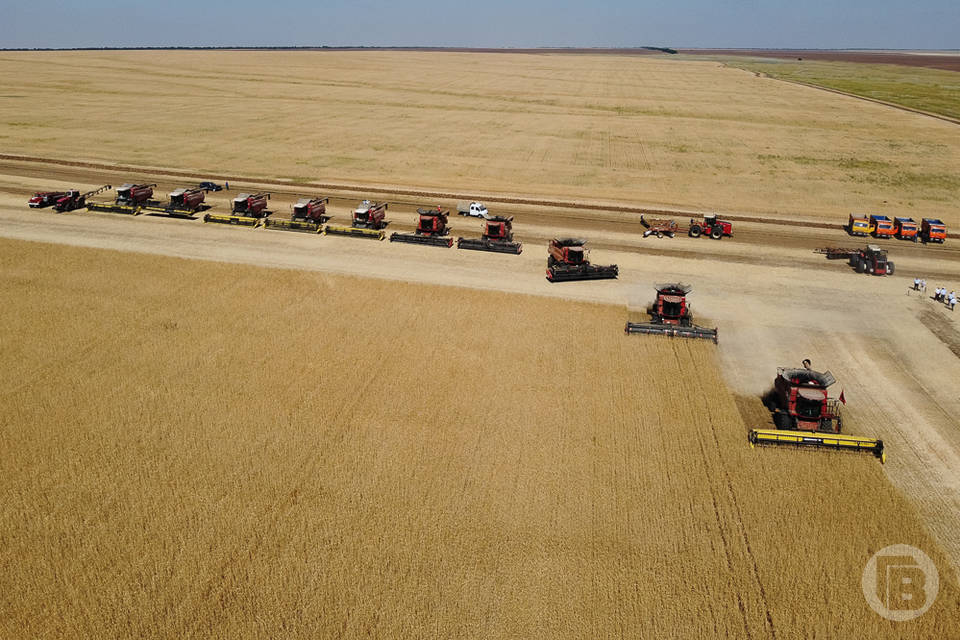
1,237 -> 956,638
1,50 -> 959,223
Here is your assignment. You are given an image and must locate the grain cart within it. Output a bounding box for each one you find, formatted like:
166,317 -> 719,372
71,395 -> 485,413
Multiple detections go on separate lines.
624,284 -> 717,343
814,245 -> 894,275
545,238 -> 618,282
263,197 -> 330,233
87,183 -> 158,214
921,218 -> 947,244
204,192 -> 272,227
749,366 -> 884,461
457,216 -> 522,254
390,207 -> 454,247
325,200 -> 388,240
52,185 -> 112,212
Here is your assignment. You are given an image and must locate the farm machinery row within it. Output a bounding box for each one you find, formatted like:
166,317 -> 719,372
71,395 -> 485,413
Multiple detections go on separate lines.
32,183 -> 221,217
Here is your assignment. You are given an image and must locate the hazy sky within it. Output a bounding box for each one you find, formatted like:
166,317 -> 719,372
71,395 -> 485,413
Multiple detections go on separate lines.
2,0 -> 958,49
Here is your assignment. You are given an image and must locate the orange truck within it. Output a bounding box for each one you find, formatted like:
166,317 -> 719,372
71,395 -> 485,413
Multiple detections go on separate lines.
894,217 -> 918,241
869,215 -> 896,238
848,213 -> 874,237
921,218 -> 947,244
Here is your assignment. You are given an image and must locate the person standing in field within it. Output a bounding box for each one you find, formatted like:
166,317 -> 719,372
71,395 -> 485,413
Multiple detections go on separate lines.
914,277 -> 920,291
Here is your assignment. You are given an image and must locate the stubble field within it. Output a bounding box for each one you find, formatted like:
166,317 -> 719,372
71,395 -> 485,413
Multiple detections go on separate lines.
1,238 -> 958,638
1,50 -> 959,223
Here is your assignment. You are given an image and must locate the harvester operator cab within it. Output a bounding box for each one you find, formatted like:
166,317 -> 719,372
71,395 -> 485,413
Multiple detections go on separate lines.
794,387 -> 825,420
565,246 -> 585,265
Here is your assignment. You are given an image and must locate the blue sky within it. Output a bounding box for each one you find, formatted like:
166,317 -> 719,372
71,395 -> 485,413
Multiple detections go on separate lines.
2,0 -> 958,49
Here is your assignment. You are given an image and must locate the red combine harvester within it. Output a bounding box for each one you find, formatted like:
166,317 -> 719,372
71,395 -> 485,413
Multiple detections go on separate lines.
546,238 -> 618,282
749,366 -> 885,461
204,192 -> 272,227
325,200 -> 389,239
921,218 -> 947,244
390,207 -> 453,247
86,183 -> 158,214
52,185 -> 112,212
264,197 -> 330,233
640,214 -> 733,239
28,191 -> 69,208
625,284 -> 718,342
155,187 -> 210,218
814,245 -> 894,275
457,216 -> 522,254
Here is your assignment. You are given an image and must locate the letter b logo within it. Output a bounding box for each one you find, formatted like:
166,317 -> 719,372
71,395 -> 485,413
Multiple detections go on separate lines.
863,545 -> 939,621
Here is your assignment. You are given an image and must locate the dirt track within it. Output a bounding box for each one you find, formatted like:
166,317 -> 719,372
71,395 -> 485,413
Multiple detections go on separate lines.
3,158 -> 960,577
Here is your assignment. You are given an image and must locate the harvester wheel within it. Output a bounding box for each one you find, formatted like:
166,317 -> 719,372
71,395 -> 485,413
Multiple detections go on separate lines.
886,261 -> 895,275
710,226 -> 723,239
650,313 -> 659,324
774,411 -> 792,430
547,255 -> 557,267
688,224 -> 702,238
856,259 -> 866,273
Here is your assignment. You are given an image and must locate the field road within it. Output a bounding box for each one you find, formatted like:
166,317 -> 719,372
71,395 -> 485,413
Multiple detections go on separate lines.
3,166 -> 960,578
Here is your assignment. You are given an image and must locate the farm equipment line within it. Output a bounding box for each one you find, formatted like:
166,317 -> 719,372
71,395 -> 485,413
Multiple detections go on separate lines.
6,152 -> 940,236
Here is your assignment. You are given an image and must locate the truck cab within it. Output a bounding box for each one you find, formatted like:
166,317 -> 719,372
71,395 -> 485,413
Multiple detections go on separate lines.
922,218 -> 947,244
894,217 -> 918,241
848,214 -> 874,237
869,215 -> 895,238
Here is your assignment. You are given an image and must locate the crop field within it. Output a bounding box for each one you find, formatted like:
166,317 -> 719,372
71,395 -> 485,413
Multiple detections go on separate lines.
1,238 -> 958,638
716,57 -> 960,121
1,50 -> 959,223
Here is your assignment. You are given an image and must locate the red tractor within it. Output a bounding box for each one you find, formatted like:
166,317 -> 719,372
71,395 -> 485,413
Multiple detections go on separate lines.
688,214 -> 733,239
457,216 -> 522,254
765,367 -> 842,433
390,207 -> 453,247
52,185 -> 112,212
28,191 -> 68,208
546,238 -> 618,282
624,284 -> 718,342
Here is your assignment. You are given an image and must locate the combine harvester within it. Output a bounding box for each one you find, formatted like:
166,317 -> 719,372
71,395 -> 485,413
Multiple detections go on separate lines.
263,197 -> 330,233
86,183 -> 158,215
814,245 -> 895,275
142,185 -> 215,219
749,366 -> 885,462
625,284 -> 717,343
457,216 -> 522,254
390,207 -> 454,247
640,214 -> 732,239
52,185 -> 112,212
325,200 -> 388,240
545,238 -> 618,282
203,192 -> 271,227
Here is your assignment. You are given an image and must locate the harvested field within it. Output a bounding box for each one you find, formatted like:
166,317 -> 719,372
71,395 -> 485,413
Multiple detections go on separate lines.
1,238 -> 959,638
1,50 -> 960,223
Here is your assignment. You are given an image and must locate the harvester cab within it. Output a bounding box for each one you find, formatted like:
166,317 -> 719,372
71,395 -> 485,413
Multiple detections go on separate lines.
625,283 -> 718,342
389,207 -> 453,247
750,365 -> 885,461
546,238 -> 618,282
